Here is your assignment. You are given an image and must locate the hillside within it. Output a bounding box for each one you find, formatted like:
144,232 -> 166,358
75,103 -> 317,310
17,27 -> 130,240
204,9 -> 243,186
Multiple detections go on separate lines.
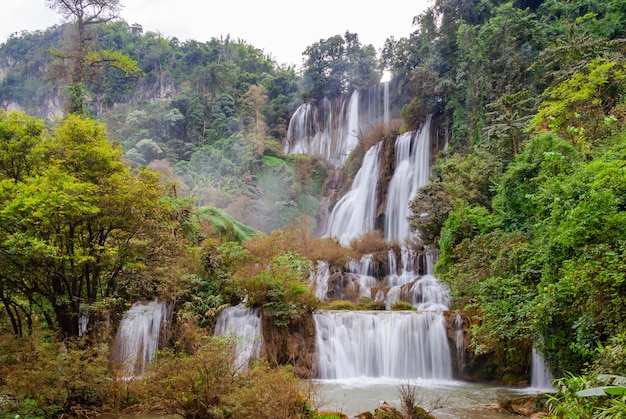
1,0 -> 626,417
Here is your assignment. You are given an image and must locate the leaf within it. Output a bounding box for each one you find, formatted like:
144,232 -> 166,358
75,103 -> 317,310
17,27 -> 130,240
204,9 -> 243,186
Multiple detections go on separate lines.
603,387 -> 626,396
598,374 -> 626,386
576,386 -> 615,397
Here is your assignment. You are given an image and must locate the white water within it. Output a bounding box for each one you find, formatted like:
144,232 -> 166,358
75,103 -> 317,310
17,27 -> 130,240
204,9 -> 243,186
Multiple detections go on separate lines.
311,260 -> 331,301
385,117 -> 432,242
383,81 -> 390,128
284,91 -> 363,168
530,347 -> 554,390
454,313 -> 465,375
284,99 -> 334,162
325,142 -> 382,246
314,310 -> 452,380
337,90 -> 361,167
113,300 -> 170,379
214,303 -> 263,370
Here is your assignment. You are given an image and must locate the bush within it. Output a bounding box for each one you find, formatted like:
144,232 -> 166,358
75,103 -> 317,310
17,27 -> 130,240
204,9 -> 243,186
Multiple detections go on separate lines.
0,334 -> 113,418
241,252 -> 318,328
322,300 -> 357,310
222,362 -> 314,418
391,301 -> 416,311
146,337 -> 237,418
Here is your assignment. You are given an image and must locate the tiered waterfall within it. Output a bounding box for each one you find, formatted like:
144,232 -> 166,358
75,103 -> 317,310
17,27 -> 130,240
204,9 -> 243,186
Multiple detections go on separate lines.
285,86 -> 453,381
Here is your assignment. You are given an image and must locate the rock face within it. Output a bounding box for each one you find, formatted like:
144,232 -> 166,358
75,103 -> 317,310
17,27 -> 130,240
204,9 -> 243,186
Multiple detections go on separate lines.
132,72 -> 177,103
0,53 -> 177,119
261,314 -> 316,378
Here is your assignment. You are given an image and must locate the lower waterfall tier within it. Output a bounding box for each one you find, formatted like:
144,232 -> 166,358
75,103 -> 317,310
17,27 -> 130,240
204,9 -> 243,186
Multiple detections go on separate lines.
313,310 -> 453,380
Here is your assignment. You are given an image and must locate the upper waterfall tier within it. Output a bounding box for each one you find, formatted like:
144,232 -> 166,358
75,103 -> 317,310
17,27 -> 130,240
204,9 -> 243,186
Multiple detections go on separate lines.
385,117 -> 432,242
324,142 -> 382,245
283,84 -> 390,168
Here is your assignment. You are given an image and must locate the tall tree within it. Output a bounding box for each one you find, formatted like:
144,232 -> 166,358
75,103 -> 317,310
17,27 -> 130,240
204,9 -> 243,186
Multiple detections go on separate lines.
301,32 -> 379,99
46,0 -> 140,115
0,111 -> 182,336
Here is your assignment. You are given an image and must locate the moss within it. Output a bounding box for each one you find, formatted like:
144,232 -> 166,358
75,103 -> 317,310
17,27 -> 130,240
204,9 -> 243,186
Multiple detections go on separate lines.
322,300 -> 357,310
199,205 -> 258,242
316,411 -> 348,419
391,301 -> 416,311
262,154 -> 287,168
357,297 -> 385,311
374,402 -> 402,419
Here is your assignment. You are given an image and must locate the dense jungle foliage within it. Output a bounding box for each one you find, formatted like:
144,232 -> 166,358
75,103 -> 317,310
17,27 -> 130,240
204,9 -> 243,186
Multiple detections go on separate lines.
1,0 -> 625,417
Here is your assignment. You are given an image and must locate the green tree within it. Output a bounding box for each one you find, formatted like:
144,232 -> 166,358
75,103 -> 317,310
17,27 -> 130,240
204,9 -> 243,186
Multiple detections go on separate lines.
239,251 -> 317,328
0,111 -> 179,336
301,32 -> 379,99
46,0 -> 141,114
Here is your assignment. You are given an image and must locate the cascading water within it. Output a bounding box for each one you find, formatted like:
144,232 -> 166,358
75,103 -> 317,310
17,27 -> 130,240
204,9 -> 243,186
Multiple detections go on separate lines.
530,347 -> 555,390
112,300 -> 170,379
284,91 -> 363,168
284,86 -> 391,168
454,313 -> 465,375
345,254 -> 377,299
284,99 -> 333,162
314,310 -> 452,380
336,90 -> 360,167
311,260 -> 331,301
385,117 -> 432,242
383,81 -> 390,128
324,142 -> 382,246
214,303 -> 263,370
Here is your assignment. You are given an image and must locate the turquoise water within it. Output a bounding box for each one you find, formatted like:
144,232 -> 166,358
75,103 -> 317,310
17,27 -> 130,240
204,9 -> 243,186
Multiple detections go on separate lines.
314,377 -> 545,418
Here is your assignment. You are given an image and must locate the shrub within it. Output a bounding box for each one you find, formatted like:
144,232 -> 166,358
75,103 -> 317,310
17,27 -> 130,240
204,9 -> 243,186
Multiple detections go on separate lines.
391,301 -> 416,311
222,362 -> 314,418
146,337 -> 237,418
241,252 -> 318,328
0,334 -> 113,418
322,300 -> 357,310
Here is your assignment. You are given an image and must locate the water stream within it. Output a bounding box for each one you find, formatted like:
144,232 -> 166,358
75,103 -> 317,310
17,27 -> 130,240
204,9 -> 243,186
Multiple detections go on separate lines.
385,117 -> 432,242
112,300 -> 170,379
213,303 -> 263,370
530,347 -> 555,390
324,142 -> 382,245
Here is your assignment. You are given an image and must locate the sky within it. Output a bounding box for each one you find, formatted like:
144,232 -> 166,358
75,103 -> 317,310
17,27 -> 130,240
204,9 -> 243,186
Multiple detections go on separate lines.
0,0 -> 432,70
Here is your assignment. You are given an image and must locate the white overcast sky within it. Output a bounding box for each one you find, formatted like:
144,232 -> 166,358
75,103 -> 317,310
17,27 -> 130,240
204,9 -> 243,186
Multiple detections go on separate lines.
0,0 -> 432,69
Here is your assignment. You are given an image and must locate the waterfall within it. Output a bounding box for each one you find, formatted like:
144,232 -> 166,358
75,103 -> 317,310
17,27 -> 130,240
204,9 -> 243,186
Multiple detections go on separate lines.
284,91 -> 363,168
530,347 -> 554,390
345,254 -> 377,299
284,99 -> 333,162
113,300 -> 170,379
314,310 -> 452,380
283,85 -> 395,168
383,81 -> 390,128
311,260 -> 331,301
385,117 -> 432,242
325,142 -> 382,245
336,90 -> 361,167
409,275 -> 450,311
454,313 -> 465,375
214,303 -> 263,370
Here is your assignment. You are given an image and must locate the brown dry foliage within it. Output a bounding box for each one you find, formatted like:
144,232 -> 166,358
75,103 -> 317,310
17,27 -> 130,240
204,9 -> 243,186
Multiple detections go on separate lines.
306,237 -> 354,268
349,230 -> 390,255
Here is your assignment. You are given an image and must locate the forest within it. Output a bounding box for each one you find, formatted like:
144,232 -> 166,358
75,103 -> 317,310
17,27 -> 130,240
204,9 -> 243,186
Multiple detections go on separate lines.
0,0 -> 625,418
